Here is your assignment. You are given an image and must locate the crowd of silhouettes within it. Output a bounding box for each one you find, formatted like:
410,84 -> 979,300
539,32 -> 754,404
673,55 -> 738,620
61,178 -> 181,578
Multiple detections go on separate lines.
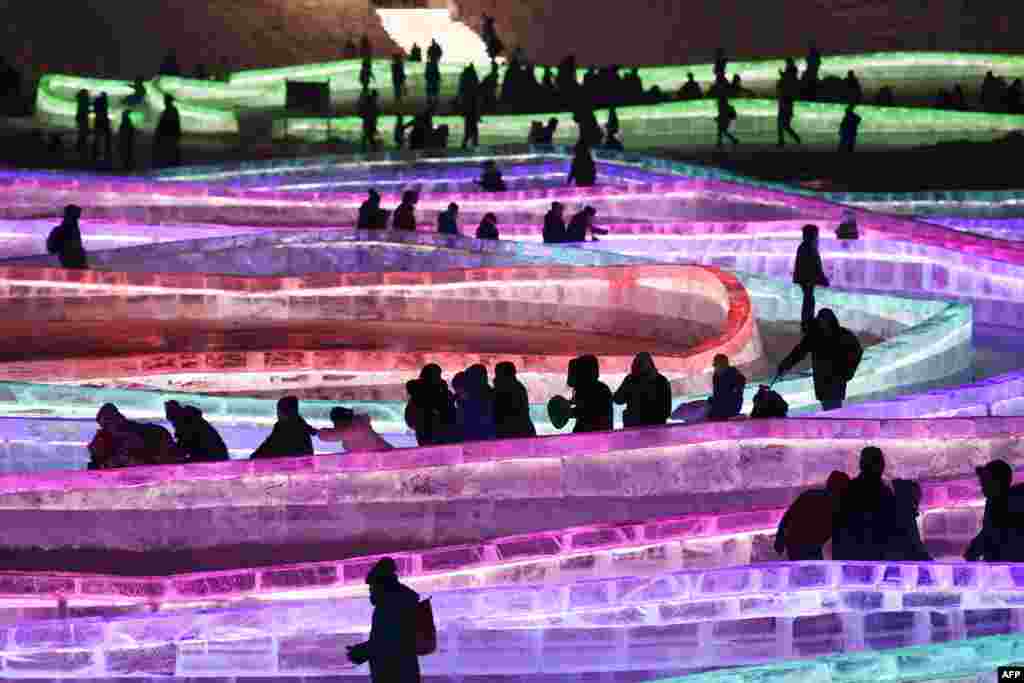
542,201 -> 606,244
88,395 -> 392,469
774,446 -> 979,562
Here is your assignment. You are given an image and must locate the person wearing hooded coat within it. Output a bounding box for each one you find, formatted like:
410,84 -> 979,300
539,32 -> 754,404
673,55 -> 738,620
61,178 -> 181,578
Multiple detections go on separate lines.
347,557 -> 421,683
47,204 -> 88,269
613,352 -> 672,427
777,308 -> 862,411
164,400 -> 229,463
493,361 -> 536,438
568,355 -> 613,433
251,396 -> 317,459
793,224 -> 829,330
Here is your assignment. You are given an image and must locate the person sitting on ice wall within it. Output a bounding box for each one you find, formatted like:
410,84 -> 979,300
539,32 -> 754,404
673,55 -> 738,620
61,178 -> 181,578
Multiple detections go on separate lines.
673,354 -> 746,424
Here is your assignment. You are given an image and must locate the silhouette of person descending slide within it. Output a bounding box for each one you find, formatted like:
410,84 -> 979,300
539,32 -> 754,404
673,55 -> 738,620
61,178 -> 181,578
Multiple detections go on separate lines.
777,308 -> 862,411
250,396 -> 317,459
793,224 -> 829,331
91,92 -> 112,166
838,104 -> 861,153
566,206 -> 606,243
965,459 -> 1024,562
118,110 -> 136,171
436,203 -> 459,235
452,364 -> 496,442
475,213 -> 499,240
884,479 -> 933,561
164,400 -> 229,463
613,352 -> 672,428
567,355 -> 613,433
392,190 -> 419,231
47,204 -> 88,269
543,202 -> 567,244
317,406 -> 393,453
476,160 -> 506,191
89,403 -> 186,469
357,189 -> 389,230
715,95 -> 738,148
493,361 -> 535,438
405,364 -> 457,446
674,353 -> 746,423
678,73 -> 702,100
777,65 -> 802,147
347,558 -> 422,683
775,470 -> 850,560
831,447 -> 893,560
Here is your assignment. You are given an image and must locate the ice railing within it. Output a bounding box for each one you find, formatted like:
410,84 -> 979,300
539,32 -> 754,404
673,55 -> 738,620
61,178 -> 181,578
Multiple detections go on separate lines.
5,561 -> 1024,677
0,454 -> 1001,608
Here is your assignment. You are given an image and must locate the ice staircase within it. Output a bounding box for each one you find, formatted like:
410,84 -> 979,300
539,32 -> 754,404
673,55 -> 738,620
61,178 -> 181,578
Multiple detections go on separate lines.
376,8 -> 491,65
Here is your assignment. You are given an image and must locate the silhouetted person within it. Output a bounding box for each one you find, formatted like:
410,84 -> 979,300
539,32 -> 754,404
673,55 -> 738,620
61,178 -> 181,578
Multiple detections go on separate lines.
431,123 -> 449,149
453,364 -> 496,442
159,50 -> 180,77
493,361 -> 535,438
775,470 -> 850,560
528,120 -> 543,144
537,117 -> 558,145
716,95 -> 738,147
566,206 -> 599,243
88,403 -> 185,469
838,104 -> 861,153
614,352 -> 671,428
164,400 -> 229,463
251,396 -> 317,459
75,89 -> 91,161
777,70 -> 801,147
357,189 -> 389,230
568,355 -> 613,433
679,73 -> 702,100
437,202 -> 459,235
556,55 -> 579,104
567,141 -> 596,187
729,75 -> 752,98
461,91 -> 481,148
965,459 -> 1024,562
424,59 -> 441,107
884,479 -> 933,561
394,114 -> 409,149
91,93 -> 112,165
407,109 -> 433,151
408,43 -> 422,63
47,204 -> 87,269
427,39 -> 442,64
480,62 -> 499,112
405,364 -> 456,446
573,107 -> 602,147
874,85 -> 895,107
832,446 -> 893,560
359,56 -> 375,93
390,54 -> 407,101
1005,78 -> 1023,114
782,57 -> 799,83
118,110 -> 136,171
154,94 -> 182,167
477,160 -> 506,191
346,558 -> 421,683
359,89 -> 381,151
623,67 -> 644,102
318,406 -> 393,452
793,224 -> 829,330
707,353 -> 746,420
543,202 -> 567,244
713,48 -> 728,82
476,212 -> 499,240
392,190 -> 418,231
123,76 -> 146,107
844,70 -> 862,105
777,308 -> 862,411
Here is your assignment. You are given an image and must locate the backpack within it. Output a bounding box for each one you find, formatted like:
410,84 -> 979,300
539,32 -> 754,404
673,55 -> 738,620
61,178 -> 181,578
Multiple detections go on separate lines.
415,598 -> 437,656
751,385 -> 788,418
46,224 -> 63,254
